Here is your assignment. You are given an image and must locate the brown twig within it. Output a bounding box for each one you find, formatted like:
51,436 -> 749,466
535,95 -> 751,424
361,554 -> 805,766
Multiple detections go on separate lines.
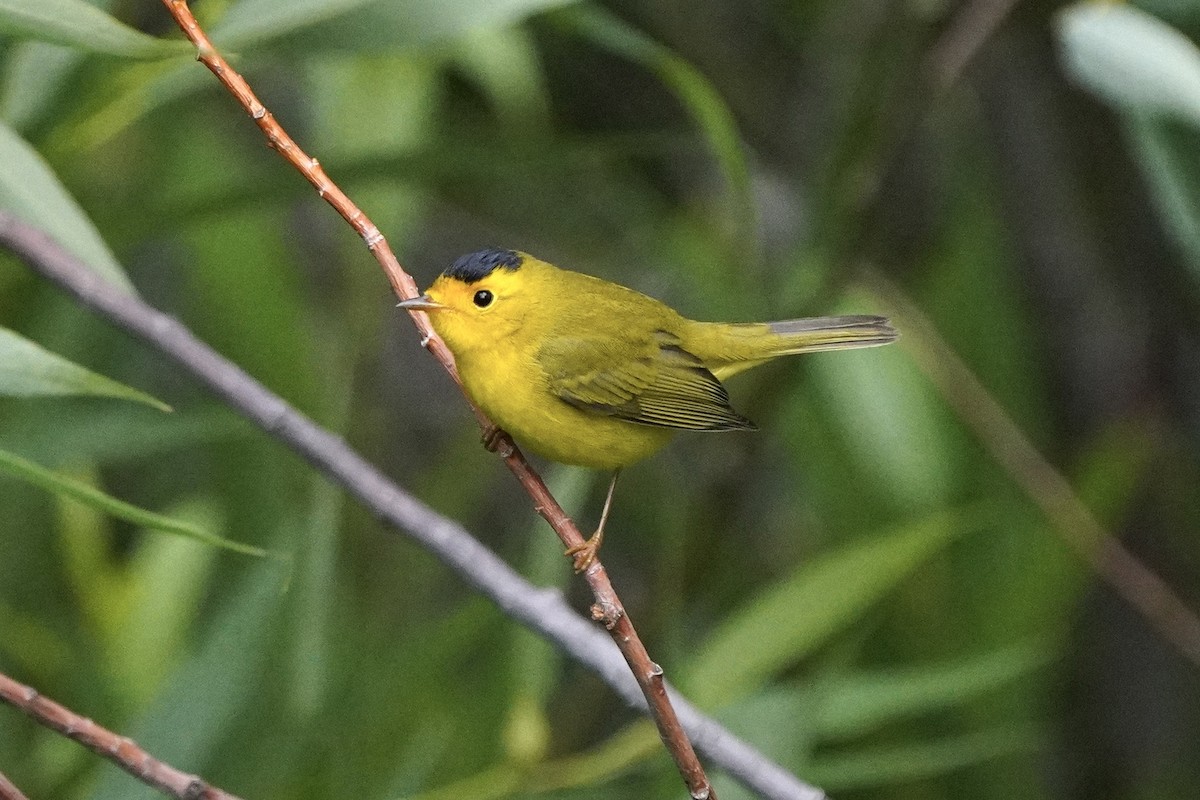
0,672 -> 242,800
866,270 -> 1200,668
0,771 -> 31,800
159,1 -> 714,796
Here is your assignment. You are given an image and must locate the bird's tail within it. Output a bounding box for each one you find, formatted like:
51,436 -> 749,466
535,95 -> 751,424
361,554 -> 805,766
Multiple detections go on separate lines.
765,314 -> 898,354
691,314 -> 897,381
699,315 -> 897,380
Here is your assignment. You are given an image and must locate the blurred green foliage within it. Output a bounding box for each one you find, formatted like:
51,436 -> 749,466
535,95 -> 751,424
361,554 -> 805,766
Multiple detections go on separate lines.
2,1 -> 1199,799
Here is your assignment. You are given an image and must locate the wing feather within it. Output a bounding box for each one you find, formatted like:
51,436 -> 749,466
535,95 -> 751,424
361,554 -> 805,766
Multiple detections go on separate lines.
538,331 -> 755,431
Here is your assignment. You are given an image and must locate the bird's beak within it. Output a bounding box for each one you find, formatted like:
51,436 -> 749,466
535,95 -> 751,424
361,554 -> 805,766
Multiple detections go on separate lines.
397,294 -> 444,311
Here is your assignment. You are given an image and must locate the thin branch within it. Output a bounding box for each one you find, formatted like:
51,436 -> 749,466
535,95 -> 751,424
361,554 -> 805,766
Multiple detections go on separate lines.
156,1 -> 719,795
0,672 -> 242,800
0,771 -> 31,800
0,214 -> 823,799
866,269 -> 1200,669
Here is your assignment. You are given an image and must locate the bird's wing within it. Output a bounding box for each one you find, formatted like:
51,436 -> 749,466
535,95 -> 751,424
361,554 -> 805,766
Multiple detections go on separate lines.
538,330 -> 755,431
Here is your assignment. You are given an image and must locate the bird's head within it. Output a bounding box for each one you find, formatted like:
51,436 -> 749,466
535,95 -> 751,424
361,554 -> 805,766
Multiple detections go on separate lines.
398,248 -> 545,355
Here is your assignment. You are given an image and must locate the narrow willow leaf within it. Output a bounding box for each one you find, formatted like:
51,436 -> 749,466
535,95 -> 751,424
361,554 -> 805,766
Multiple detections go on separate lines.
212,0 -> 576,51
0,326 -> 170,410
0,0 -> 189,58
808,311 -> 956,513
811,643 -> 1052,740
1128,116 -> 1200,283
1058,6 -> 1200,282
1059,3 -> 1200,128
454,26 -> 552,132
807,726 -> 1043,791
5,403 -> 248,467
1,41 -> 81,131
0,120 -> 134,293
0,448 -> 275,560
686,510 -> 972,707
103,511 -> 220,710
209,0 -> 377,48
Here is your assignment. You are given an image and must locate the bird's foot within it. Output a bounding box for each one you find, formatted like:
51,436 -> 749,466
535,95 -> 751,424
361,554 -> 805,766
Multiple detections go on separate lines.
481,424 -> 509,454
565,527 -> 604,573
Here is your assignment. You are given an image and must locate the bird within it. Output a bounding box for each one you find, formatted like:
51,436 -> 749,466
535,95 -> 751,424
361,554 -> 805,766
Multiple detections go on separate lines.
399,248 -> 897,570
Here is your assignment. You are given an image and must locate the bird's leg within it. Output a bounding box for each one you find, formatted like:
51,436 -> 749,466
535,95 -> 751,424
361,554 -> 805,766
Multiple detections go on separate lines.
566,470 -> 620,573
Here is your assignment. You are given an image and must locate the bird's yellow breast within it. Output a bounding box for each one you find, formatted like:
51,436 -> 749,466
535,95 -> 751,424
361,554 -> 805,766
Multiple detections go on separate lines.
454,335 -> 675,471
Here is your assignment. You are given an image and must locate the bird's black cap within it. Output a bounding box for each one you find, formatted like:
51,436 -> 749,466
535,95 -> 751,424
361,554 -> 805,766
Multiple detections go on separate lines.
445,248 -> 522,283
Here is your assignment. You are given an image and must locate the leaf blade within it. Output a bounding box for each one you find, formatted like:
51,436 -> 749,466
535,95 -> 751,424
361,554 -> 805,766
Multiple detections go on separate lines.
0,326 -> 170,410
685,510 -> 973,707
0,120 -> 134,293
1058,3 -> 1200,128
0,448 -> 275,560
0,0 -> 190,59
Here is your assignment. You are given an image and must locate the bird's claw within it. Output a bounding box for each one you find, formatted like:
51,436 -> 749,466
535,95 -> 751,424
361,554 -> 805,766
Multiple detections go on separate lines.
565,529 -> 604,573
481,425 -> 506,452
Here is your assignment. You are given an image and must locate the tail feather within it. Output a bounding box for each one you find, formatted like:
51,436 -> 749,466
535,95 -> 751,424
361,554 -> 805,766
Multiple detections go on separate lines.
766,314 -> 898,354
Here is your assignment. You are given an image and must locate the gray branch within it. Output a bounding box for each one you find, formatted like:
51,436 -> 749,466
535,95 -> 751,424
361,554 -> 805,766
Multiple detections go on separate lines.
0,211 -> 825,800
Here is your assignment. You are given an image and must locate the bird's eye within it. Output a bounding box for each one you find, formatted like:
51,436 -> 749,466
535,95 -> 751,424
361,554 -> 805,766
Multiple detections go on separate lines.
473,289 -> 494,308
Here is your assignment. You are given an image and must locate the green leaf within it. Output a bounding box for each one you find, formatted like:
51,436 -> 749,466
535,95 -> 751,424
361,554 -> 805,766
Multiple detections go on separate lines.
0,326 -> 170,410
808,321 -> 958,512
2,402 -> 249,467
0,120 -> 134,293
453,25 -> 551,132
1060,1 -> 1200,285
810,643 -> 1052,741
212,0 -> 579,51
1058,3 -> 1200,128
0,448 -> 275,560
0,0 -> 190,58
209,0 -> 379,48
100,505 -> 221,710
1,42 -> 83,131
286,477 -> 343,718
1128,116 -> 1200,283
807,726 -> 1043,791
685,510 -> 972,707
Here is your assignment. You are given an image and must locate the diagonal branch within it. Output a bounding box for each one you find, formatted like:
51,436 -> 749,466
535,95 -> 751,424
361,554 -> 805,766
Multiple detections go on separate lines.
0,672 -> 242,800
0,771 -> 31,800
0,211 -> 824,800
157,1 -> 717,795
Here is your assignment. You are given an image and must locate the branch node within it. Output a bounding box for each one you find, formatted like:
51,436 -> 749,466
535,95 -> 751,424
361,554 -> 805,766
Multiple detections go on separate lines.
183,778 -> 208,800
590,600 -> 623,629
362,227 -> 384,249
